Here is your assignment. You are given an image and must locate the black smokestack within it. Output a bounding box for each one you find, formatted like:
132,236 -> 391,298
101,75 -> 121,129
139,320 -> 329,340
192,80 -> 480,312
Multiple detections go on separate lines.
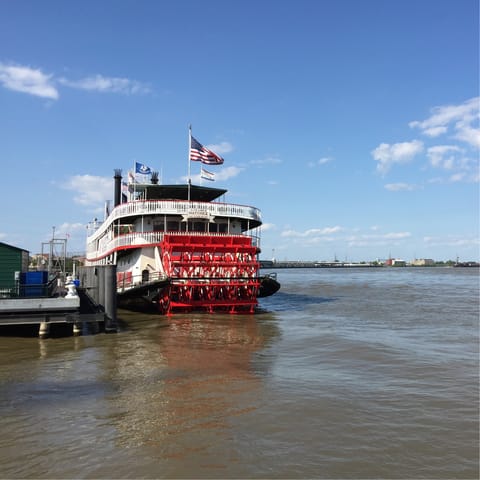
114,169 -> 122,207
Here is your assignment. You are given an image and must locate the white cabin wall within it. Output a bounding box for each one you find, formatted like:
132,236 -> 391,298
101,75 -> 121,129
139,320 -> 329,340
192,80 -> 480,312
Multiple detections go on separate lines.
117,247 -> 156,284
230,221 -> 242,234
133,217 -> 154,232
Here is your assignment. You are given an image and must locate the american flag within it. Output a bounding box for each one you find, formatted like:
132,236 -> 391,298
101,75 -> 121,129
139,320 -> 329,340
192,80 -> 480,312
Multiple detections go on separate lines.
190,136 -> 224,165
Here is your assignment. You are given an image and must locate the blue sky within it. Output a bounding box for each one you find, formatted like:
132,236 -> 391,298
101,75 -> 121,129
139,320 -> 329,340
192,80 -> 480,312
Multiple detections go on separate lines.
0,0 -> 478,262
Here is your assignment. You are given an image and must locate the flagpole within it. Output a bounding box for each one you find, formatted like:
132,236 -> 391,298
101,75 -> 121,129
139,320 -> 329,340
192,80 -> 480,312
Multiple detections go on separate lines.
188,124 -> 192,202
133,159 -> 136,201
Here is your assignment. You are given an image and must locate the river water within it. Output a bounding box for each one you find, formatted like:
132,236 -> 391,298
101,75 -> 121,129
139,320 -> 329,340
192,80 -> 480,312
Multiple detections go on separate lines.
0,267 -> 478,479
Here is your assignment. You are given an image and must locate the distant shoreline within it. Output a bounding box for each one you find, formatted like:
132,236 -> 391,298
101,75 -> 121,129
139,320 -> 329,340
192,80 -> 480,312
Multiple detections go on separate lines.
260,261 -> 480,269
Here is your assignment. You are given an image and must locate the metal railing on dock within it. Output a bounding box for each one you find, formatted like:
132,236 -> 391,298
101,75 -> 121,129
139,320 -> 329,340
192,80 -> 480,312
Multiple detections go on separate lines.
0,266 -> 118,338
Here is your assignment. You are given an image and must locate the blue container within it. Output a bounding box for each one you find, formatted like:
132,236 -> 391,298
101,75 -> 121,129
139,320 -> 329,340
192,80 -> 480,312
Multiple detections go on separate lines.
20,271 -> 48,297
23,271 -> 48,284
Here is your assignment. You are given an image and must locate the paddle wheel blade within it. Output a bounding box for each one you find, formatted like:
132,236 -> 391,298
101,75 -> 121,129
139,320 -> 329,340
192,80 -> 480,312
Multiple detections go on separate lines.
161,234 -> 260,314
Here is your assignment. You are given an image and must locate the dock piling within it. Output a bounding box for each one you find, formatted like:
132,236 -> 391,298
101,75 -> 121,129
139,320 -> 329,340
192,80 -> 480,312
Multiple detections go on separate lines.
39,321 -> 50,339
104,265 -> 118,332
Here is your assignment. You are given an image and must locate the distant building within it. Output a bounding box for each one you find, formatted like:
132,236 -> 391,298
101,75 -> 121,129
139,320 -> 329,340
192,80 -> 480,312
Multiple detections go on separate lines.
29,253 -> 49,269
385,258 -> 406,267
411,258 -> 435,266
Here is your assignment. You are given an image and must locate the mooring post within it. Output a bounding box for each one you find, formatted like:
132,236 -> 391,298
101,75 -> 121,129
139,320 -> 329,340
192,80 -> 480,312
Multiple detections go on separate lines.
39,321 -> 50,339
104,265 -> 118,332
97,266 -> 105,307
73,322 -> 82,336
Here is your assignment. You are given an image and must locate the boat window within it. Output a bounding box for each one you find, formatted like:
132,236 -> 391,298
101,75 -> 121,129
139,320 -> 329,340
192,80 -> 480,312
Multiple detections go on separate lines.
193,222 -> 205,232
218,223 -> 227,233
167,221 -> 179,231
209,223 -> 218,233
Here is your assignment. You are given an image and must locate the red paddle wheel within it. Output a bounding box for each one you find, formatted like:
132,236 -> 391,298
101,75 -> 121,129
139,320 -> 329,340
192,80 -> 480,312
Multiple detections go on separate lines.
160,233 -> 260,314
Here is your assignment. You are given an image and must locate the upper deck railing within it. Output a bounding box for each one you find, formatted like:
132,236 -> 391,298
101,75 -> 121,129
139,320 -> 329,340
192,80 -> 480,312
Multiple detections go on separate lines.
86,231 -> 261,262
87,199 -> 262,241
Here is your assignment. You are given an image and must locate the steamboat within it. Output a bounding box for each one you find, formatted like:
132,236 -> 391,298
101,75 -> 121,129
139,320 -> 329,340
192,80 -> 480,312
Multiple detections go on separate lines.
85,166 -> 279,314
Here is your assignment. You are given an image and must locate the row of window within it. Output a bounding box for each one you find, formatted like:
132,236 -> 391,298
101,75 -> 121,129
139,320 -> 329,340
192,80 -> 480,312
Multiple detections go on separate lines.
153,221 -> 230,233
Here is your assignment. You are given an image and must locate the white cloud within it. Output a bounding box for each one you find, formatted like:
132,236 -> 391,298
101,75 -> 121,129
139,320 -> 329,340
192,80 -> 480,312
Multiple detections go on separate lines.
384,182 -> 417,191
261,223 -> 276,231
250,155 -> 282,165
273,225 -> 414,255
308,157 -> 333,167
0,61 -> 151,99
58,74 -> 151,95
210,165 -> 243,181
54,222 -> 85,235
187,165 -> 243,183
449,172 -> 466,182
0,63 -> 59,99
373,98 -> 479,184
455,121 -> 480,148
426,144 -> 478,182
281,226 -> 343,238
421,126 -> 448,137
206,141 -> 233,155
427,145 -> 463,169
424,235 -> 480,248
384,232 -> 411,239
409,97 -> 480,148
347,231 -> 411,247
372,140 -> 424,174
61,175 -> 112,207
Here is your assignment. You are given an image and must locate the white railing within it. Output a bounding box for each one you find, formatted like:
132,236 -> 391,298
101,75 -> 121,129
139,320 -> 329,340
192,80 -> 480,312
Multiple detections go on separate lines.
86,231 -> 261,262
117,270 -> 169,292
87,200 -> 262,241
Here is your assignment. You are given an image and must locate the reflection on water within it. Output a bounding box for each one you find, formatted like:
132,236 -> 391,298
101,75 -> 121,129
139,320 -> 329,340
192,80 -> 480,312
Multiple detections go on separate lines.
0,268 -> 478,479
0,311 -> 281,478
104,313 -> 279,454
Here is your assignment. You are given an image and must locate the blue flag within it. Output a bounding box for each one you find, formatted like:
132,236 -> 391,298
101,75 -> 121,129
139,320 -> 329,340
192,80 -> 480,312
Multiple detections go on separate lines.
135,162 -> 151,175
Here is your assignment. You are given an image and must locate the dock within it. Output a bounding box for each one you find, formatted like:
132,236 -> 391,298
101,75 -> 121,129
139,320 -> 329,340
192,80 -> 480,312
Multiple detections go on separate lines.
0,266 -> 117,338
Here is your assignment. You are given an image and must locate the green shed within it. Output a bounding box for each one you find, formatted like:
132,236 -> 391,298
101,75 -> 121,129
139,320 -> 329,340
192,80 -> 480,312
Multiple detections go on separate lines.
0,242 -> 29,294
